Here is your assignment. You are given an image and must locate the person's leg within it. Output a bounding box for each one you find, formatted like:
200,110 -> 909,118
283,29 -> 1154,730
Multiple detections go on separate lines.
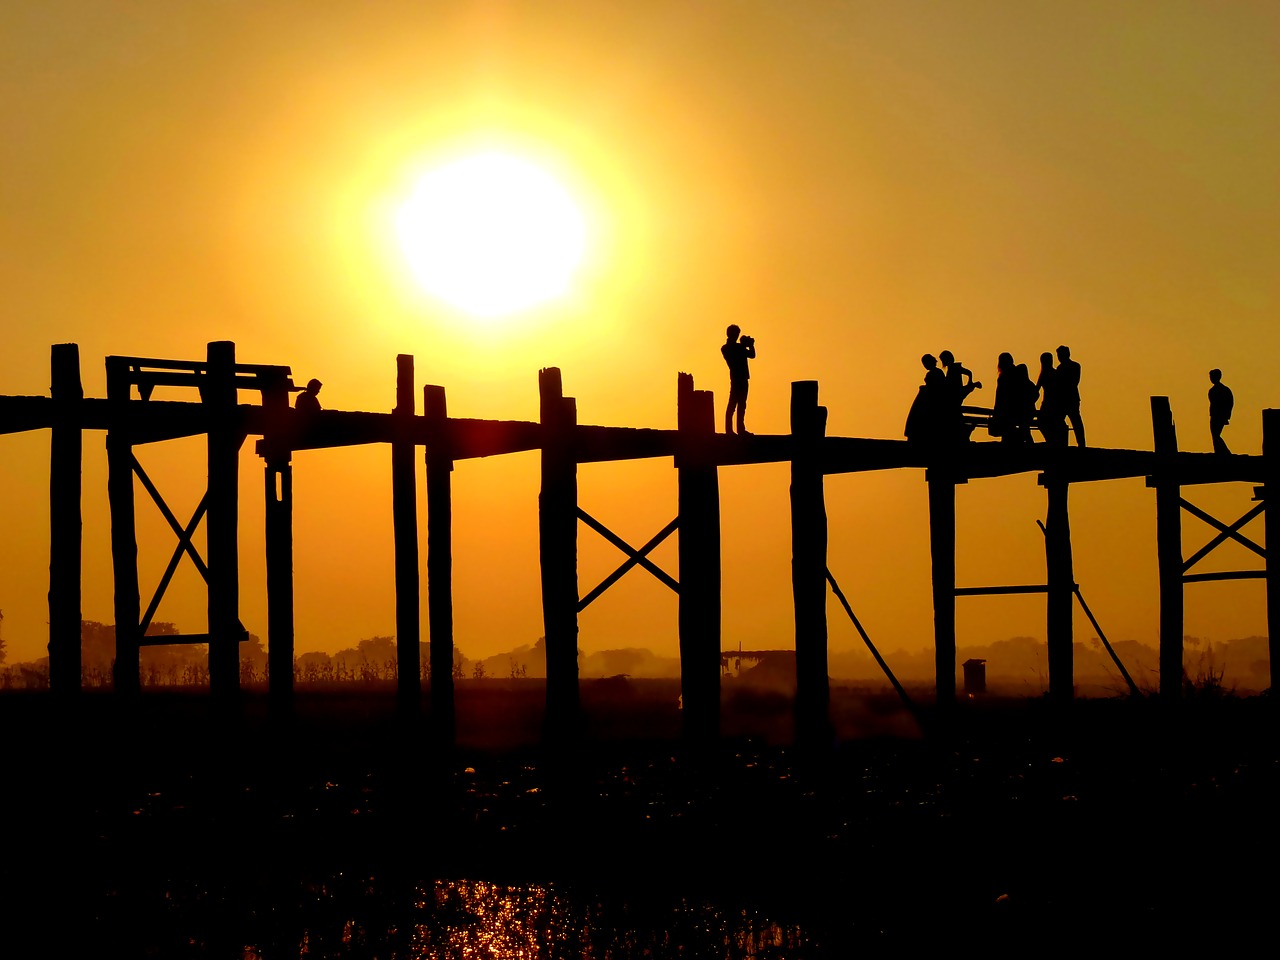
1211,420 -> 1230,454
736,383 -> 749,434
1068,407 -> 1086,447
725,396 -> 736,434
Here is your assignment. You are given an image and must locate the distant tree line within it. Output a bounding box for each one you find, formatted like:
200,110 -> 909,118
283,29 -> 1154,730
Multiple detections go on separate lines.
0,621 -> 465,690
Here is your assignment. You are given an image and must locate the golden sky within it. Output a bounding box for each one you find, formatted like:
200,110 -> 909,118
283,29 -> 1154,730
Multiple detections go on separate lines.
2,1 -> 1277,667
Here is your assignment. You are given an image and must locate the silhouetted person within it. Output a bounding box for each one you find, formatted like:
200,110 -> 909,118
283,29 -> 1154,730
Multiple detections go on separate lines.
295,378 -> 323,415
1035,351 -> 1068,446
1055,345 -> 1085,446
721,324 -> 756,435
905,353 -> 946,445
1014,362 -> 1036,441
940,350 -> 982,442
1209,368 -> 1233,455
991,353 -> 1016,442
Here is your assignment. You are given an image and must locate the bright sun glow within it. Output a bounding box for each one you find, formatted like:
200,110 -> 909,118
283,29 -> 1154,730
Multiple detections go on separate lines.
396,151 -> 588,318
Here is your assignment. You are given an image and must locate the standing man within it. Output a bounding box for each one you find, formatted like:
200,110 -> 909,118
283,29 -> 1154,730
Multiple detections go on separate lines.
1055,345 -> 1086,447
721,324 -> 756,435
1208,368 -> 1234,454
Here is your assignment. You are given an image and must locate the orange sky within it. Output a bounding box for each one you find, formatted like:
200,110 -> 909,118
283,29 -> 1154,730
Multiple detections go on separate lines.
2,2 -> 1277,668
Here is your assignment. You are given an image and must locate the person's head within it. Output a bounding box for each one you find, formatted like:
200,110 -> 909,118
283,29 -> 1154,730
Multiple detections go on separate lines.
1057,345 -> 1071,361
1040,351 -> 1054,369
939,350 -> 954,366
726,324 -> 741,342
306,378 -> 322,394
921,353 -> 937,370
997,352 -> 1014,374
1210,368 -> 1222,384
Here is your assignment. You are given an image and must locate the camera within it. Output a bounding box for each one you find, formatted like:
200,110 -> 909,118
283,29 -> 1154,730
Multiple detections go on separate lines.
740,335 -> 755,348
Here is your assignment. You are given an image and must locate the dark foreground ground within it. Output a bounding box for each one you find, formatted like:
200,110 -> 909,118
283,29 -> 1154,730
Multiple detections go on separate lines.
1,680 -> 1276,957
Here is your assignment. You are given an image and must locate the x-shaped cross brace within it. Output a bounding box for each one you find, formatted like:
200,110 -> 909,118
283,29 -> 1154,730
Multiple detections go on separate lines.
577,509 -> 679,612
132,454 -> 246,639
1181,498 -> 1266,573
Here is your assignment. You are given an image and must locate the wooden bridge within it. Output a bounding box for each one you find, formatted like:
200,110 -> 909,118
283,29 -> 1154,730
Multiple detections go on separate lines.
3,342 -> 1275,741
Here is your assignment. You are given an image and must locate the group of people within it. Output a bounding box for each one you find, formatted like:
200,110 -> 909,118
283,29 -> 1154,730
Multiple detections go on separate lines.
904,350 -> 985,446
992,345 -> 1085,447
906,345 -> 1086,448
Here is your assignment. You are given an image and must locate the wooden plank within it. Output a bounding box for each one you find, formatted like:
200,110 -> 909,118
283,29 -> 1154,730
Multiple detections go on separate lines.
1183,570 -> 1267,583
424,384 -> 455,743
677,373 -> 721,741
955,584 -> 1051,596
1152,397 -> 1183,699
791,380 -> 830,745
392,355 -> 421,712
48,344 -> 82,694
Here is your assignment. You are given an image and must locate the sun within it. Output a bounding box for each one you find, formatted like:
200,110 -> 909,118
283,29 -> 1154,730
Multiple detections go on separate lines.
395,151 -> 588,318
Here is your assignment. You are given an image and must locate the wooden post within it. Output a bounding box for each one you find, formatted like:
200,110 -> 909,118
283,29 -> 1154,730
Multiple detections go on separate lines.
205,341 -> 240,701
791,381 -> 830,743
424,383 -> 455,743
1151,397 -> 1183,699
392,355 -> 421,712
261,371 -> 294,716
539,368 -> 579,739
927,469 -> 957,708
1264,409 -> 1279,694
49,343 -> 83,694
677,373 -> 721,741
1043,475 -> 1074,701
106,357 -> 140,695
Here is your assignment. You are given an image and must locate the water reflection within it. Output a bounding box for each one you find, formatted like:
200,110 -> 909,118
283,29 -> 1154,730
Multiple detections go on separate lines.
291,877 -> 815,959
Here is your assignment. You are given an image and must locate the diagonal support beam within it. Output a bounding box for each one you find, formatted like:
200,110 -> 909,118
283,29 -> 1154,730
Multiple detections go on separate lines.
1181,499 -> 1266,571
132,455 -> 211,581
139,494 -> 209,636
577,509 -> 680,607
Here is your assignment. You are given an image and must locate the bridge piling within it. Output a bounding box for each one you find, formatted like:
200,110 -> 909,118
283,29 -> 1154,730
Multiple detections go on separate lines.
928,467 -> 958,708
791,380 -> 830,743
1265,409 -> 1278,694
424,383 -> 456,743
1043,467 -> 1075,701
261,369 -> 294,716
392,355 -> 421,713
1151,397 -> 1183,699
540,368 -> 580,739
49,343 -> 83,695
106,356 -> 141,695
677,373 -> 721,740
205,341 -> 242,702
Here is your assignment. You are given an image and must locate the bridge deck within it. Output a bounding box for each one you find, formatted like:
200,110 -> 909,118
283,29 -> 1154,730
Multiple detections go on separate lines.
0,393 -> 1264,482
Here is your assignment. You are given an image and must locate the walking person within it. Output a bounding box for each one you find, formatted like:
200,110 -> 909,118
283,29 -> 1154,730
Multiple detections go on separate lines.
1055,345 -> 1086,447
721,324 -> 756,435
1208,368 -> 1234,454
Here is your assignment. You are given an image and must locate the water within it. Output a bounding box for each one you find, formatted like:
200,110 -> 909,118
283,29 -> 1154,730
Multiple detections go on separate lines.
3,692 -> 1276,956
